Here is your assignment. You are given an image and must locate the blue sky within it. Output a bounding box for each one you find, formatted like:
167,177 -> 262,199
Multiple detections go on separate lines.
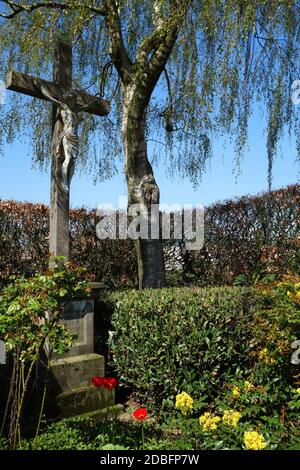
0,98 -> 299,210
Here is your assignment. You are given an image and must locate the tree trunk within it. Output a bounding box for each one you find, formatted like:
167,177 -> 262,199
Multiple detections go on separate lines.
122,85 -> 166,289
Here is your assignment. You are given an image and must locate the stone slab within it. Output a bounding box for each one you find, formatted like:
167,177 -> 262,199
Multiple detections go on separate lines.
88,282 -> 105,290
56,385 -> 115,417
50,353 -> 104,392
61,299 -> 94,357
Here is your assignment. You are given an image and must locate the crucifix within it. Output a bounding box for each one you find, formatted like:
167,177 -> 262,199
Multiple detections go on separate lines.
6,41 -> 110,260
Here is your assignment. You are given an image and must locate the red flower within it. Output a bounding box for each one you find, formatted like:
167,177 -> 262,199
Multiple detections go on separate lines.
133,408 -> 148,421
91,376 -> 106,388
91,376 -> 118,390
104,377 -> 118,390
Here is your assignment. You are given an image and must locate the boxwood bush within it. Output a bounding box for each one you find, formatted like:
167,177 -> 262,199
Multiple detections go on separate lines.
109,287 -> 257,409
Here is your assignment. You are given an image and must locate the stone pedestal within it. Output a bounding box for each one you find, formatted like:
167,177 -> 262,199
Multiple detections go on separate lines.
51,353 -> 104,390
50,298 -> 112,417
59,299 -> 94,357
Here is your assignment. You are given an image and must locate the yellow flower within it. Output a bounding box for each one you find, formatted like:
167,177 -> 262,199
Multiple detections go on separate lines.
259,348 -> 276,365
296,388 -> 300,394
199,412 -> 221,431
199,412 -> 209,425
259,347 -> 268,359
244,380 -> 255,392
222,409 -> 242,427
244,431 -> 267,450
232,385 -> 240,398
175,392 -> 193,415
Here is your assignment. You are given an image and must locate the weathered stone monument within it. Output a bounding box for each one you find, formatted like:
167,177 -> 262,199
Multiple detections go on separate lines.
6,41 -> 112,416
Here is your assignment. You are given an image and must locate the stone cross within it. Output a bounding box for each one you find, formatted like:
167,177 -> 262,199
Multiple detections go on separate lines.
6,41 -> 110,260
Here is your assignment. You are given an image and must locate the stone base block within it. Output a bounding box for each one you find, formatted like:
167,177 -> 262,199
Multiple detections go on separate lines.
50,353 -> 104,392
56,385 -> 115,417
49,353 -> 113,417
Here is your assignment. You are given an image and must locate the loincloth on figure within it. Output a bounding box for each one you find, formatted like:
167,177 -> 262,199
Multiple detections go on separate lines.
59,131 -> 79,158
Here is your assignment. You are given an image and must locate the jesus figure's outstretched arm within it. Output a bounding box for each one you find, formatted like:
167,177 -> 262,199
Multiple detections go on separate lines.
34,80 -> 62,106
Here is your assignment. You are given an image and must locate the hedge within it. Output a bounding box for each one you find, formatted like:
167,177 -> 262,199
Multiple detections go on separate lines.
0,202 -> 137,289
109,287 -> 256,408
181,184 -> 300,285
0,184 -> 299,288
109,284 -> 298,410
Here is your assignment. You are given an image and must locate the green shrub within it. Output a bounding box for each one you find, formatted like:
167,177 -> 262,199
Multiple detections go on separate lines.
110,282 -> 299,423
109,287 -> 256,408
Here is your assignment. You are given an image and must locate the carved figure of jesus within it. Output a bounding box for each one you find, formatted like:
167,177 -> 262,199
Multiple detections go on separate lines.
36,80 -> 79,193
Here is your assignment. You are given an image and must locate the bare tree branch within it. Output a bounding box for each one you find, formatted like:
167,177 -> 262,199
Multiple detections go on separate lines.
0,0 -> 105,19
103,0 -> 133,85
99,59 -> 113,97
147,0 -> 191,89
135,0 -> 191,99
136,0 -> 176,67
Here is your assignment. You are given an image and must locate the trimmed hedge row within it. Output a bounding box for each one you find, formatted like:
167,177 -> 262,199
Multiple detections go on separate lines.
109,287 -> 256,408
109,284 -> 298,410
181,184 -> 300,285
0,184 -> 299,287
0,202 -> 137,288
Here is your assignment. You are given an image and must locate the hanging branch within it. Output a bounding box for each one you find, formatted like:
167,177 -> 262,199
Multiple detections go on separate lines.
99,60 -> 113,98
160,67 -> 177,132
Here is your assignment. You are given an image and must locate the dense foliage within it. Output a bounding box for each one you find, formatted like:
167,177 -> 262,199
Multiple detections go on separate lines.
1,184 -> 299,288
0,201 -> 137,288
107,279 -> 300,448
109,282 -> 299,408
0,259 -> 89,358
185,184 -> 300,286
109,286 -> 255,407
1,276 -> 297,451
0,1 -> 299,185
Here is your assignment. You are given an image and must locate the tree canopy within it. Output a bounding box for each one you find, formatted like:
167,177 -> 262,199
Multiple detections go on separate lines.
0,0 -> 300,188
